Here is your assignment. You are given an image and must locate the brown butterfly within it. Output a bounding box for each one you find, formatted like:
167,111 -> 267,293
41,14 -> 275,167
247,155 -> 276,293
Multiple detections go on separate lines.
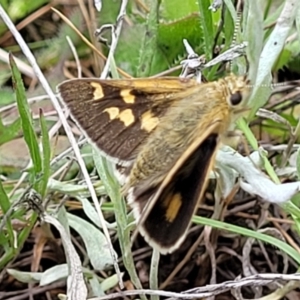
57,75 -> 250,254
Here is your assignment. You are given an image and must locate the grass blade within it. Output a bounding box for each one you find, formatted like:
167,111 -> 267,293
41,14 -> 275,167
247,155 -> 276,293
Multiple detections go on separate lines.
9,53 -> 42,185
39,108 -> 50,197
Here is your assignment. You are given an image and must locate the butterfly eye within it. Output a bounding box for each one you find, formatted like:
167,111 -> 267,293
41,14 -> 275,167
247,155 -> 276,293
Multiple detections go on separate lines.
230,91 -> 243,106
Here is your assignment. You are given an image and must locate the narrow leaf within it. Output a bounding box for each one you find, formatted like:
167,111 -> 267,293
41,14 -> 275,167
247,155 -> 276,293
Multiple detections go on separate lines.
198,0 -> 214,60
39,109 -> 50,197
9,53 -> 42,183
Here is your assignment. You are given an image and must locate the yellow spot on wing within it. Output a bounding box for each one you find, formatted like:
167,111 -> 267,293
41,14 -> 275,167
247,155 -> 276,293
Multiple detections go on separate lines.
141,111 -> 159,132
120,89 -> 135,103
104,107 -> 119,119
91,82 -> 104,99
163,193 -> 182,222
119,109 -> 135,126
104,108 -> 135,126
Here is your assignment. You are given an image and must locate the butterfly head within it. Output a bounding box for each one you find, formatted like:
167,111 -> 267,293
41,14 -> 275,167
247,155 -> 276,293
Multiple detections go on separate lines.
223,74 -> 251,118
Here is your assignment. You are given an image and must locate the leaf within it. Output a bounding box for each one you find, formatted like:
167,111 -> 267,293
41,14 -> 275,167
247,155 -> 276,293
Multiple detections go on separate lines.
100,273 -> 122,292
198,0 -> 214,59
93,149 -> 145,295
136,0 -> 159,77
9,53 -> 42,185
243,0 -> 264,82
39,109 -> 50,198
0,178 -> 10,213
89,275 -> 105,297
249,0 -> 300,117
40,264 -> 68,286
0,180 -> 13,246
115,3 -> 203,76
76,196 -> 116,230
7,269 -> 42,283
160,0 -> 198,20
192,215 -> 300,265
273,48 -> 292,71
67,213 -> 116,270
217,146 -> 300,205
157,14 -> 203,66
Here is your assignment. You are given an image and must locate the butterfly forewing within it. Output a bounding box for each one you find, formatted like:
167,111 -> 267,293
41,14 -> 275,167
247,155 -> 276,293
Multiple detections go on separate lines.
58,78 -> 198,164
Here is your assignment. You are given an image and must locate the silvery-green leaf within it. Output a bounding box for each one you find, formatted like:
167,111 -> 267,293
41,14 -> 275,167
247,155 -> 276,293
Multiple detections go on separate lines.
67,213 -> 116,270
40,264 -> 68,286
217,146 -> 300,203
7,269 -> 42,283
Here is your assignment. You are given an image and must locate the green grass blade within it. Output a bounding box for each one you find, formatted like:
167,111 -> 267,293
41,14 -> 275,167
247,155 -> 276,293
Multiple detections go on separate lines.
0,180 -> 10,213
0,180 -> 14,246
198,0 -> 214,60
9,53 -> 42,184
93,149 -> 146,298
39,109 -> 50,198
192,215 -> 300,265
137,0 -> 159,77
237,118 -> 279,183
223,1 -> 236,49
150,249 -> 160,300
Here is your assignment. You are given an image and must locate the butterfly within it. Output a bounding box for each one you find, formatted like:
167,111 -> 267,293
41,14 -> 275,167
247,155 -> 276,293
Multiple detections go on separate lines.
57,74 -> 250,254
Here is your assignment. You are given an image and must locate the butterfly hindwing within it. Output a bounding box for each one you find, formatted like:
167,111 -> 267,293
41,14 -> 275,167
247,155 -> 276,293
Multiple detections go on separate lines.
128,120 -> 221,253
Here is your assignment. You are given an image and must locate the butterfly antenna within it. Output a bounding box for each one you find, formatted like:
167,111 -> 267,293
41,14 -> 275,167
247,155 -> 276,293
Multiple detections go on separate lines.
229,5 -> 243,73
